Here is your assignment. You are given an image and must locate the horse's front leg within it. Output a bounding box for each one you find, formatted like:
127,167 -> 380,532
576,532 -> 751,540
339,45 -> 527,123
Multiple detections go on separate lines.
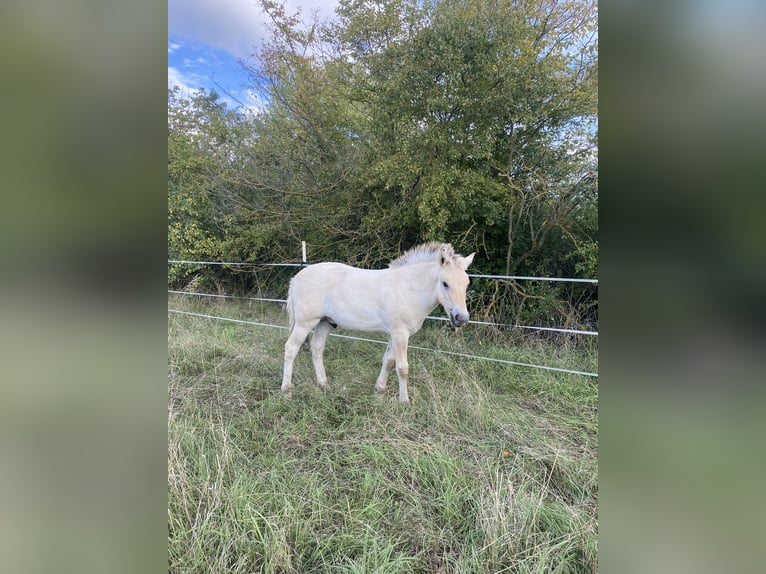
391,331 -> 411,404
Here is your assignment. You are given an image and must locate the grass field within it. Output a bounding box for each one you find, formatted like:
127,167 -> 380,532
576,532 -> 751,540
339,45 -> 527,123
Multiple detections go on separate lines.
168,295 -> 598,573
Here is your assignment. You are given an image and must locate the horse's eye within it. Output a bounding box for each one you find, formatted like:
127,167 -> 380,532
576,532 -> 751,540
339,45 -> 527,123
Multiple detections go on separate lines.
442,281 -> 449,289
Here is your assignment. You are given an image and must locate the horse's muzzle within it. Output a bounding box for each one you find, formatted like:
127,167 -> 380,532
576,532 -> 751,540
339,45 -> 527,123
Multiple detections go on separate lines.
450,310 -> 469,327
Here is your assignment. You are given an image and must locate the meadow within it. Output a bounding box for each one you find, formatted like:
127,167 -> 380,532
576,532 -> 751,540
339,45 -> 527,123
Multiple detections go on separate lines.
168,294 -> 598,573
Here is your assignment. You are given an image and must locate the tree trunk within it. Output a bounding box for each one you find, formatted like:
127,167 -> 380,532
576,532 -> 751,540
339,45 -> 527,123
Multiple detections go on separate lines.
506,198 -> 513,277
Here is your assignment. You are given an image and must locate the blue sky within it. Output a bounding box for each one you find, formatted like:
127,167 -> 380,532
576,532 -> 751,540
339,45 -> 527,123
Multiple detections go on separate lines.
168,0 -> 338,112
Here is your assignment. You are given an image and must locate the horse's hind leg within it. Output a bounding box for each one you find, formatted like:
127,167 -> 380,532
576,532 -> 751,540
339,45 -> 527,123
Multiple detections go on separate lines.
310,320 -> 332,389
374,339 -> 395,395
282,322 -> 313,395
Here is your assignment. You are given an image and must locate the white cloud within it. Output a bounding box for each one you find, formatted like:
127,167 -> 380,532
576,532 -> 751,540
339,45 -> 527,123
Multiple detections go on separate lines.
169,2 -> 340,112
181,57 -> 210,68
168,66 -> 205,95
168,0 -> 269,59
168,0 -> 338,59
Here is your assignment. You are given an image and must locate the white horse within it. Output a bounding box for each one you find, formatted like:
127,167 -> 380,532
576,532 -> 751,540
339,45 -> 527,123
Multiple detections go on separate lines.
281,242 -> 475,403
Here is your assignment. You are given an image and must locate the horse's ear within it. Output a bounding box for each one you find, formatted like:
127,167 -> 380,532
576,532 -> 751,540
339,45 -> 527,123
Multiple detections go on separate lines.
439,246 -> 451,267
459,252 -> 475,270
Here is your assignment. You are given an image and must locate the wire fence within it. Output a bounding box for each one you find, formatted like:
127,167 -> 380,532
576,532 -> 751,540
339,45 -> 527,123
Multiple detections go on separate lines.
168,255 -> 598,378
168,308 -> 598,378
168,259 -> 598,284
168,290 -> 288,304
168,259 -> 304,268
168,290 -> 598,336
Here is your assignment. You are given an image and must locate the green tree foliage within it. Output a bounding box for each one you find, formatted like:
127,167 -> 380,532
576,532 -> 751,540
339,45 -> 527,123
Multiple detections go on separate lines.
168,88 -> 262,286
168,0 -> 598,325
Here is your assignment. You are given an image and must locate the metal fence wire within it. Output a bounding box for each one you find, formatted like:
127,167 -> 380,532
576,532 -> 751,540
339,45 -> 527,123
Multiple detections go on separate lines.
168,256 -> 598,378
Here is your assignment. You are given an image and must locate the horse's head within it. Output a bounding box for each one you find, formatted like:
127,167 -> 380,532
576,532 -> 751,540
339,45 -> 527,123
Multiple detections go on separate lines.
436,247 -> 475,327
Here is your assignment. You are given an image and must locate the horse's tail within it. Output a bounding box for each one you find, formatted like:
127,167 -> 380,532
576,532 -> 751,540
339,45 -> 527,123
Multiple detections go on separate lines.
286,276 -> 296,333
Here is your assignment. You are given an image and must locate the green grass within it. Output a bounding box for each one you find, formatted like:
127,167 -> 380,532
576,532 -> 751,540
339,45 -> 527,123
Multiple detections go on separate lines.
168,295 -> 598,573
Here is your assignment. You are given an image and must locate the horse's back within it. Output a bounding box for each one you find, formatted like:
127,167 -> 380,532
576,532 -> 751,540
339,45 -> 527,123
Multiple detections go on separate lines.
292,262 -> 373,290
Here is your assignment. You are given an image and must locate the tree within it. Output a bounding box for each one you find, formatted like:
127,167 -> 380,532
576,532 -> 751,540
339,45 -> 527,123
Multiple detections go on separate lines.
329,0 -> 597,274
169,0 -> 598,325
167,88 -> 253,286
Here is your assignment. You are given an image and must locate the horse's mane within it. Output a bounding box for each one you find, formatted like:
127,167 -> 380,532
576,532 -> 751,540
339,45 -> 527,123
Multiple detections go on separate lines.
388,242 -> 455,268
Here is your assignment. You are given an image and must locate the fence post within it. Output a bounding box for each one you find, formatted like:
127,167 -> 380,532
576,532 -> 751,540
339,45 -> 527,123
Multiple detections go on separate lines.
301,241 -> 307,266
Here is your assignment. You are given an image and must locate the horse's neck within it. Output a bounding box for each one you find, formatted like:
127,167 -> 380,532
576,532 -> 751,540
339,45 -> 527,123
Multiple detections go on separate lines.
392,263 -> 439,316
